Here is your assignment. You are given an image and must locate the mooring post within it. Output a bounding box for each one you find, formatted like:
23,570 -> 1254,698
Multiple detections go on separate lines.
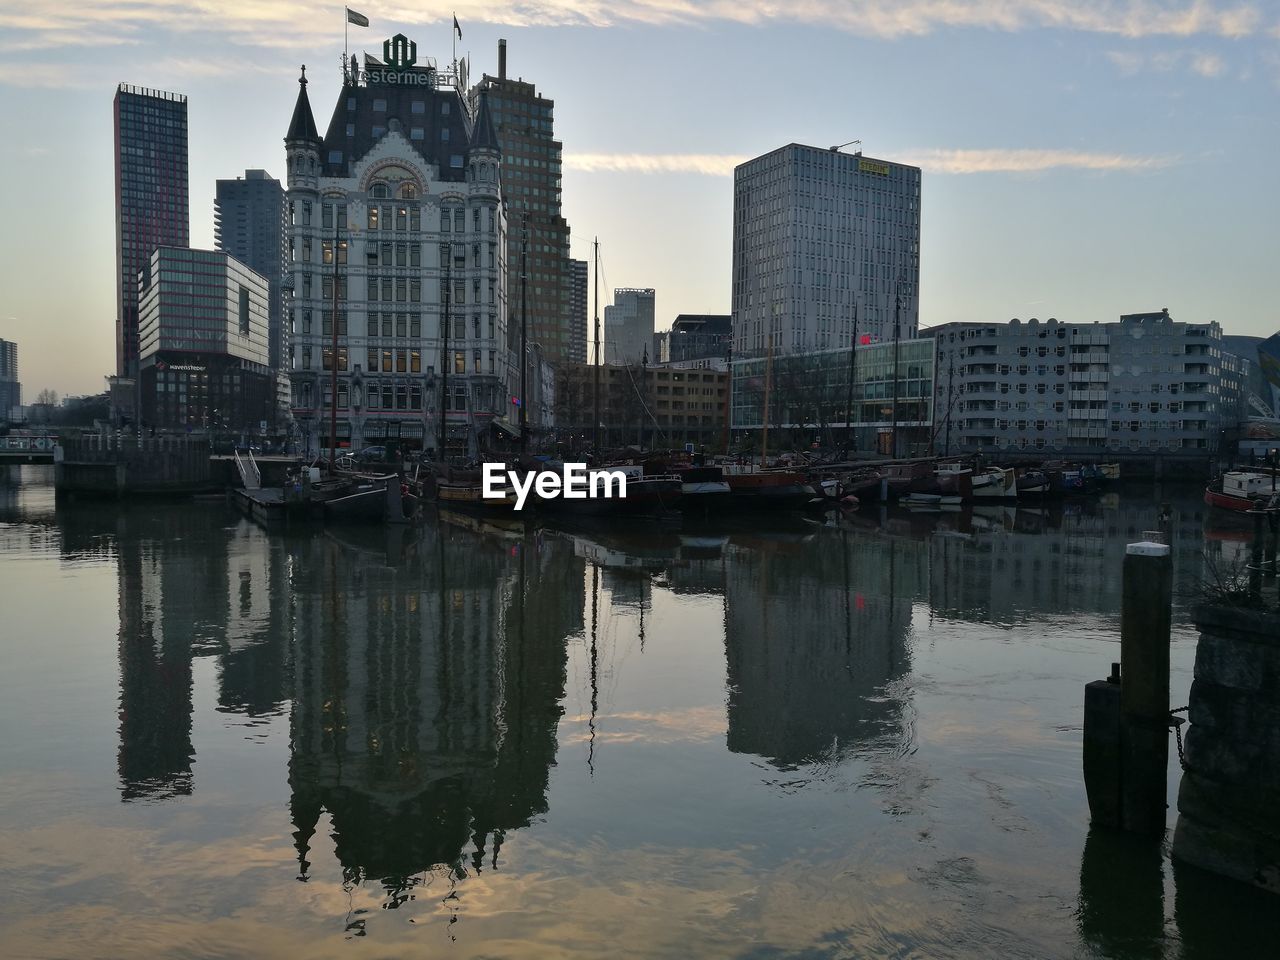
1083,661 -> 1123,828
1119,540 -> 1173,836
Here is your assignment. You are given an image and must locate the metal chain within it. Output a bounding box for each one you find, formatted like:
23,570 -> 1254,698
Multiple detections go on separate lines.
1169,706 -> 1189,771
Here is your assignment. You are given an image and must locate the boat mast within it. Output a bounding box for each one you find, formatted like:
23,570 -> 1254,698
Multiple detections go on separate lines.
328,218 -> 342,466
945,346 -> 955,457
519,213 -> 529,454
844,298 -> 858,457
592,237 -> 600,459
439,238 -> 452,459
761,331 -> 774,465
890,288 -> 901,459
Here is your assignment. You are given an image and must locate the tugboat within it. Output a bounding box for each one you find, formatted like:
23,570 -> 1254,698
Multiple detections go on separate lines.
1205,471 -> 1280,514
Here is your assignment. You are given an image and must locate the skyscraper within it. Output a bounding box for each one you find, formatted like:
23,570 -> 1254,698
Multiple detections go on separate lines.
0,337 -> 20,420
114,85 -> 189,379
732,143 -> 920,358
215,170 -> 288,414
568,258 -> 588,364
470,40 -> 574,363
603,288 -> 655,365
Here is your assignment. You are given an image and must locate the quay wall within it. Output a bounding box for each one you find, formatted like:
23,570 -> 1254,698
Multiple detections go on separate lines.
1172,604 -> 1280,894
55,436 -> 212,496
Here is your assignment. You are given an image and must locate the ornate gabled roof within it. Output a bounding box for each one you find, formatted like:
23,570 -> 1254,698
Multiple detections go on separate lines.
469,92 -> 500,154
285,66 -> 320,143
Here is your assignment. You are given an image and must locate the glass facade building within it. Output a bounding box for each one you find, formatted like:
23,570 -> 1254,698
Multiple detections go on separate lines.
0,338 -> 19,421
114,85 -> 189,379
137,247 -> 274,433
731,338 -> 934,454
732,144 -> 921,359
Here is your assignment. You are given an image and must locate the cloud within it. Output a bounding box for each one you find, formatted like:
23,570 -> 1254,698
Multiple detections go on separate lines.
901,147 -> 1176,173
0,62 -> 96,89
565,148 -> 1175,176
1106,47 -> 1229,76
0,0 -> 1269,55
565,153 -> 749,175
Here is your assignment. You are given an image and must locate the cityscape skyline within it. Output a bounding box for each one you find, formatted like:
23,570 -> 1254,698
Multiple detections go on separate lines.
3,3 -> 1279,397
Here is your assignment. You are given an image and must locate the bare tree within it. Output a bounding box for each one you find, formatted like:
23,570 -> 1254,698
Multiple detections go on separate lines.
35,388 -> 59,406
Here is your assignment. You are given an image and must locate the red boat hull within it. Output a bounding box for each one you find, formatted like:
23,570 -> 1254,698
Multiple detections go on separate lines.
1204,487 -> 1256,514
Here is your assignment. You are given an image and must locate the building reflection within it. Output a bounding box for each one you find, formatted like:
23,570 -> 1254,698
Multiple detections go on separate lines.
286,517 -> 582,901
723,526 -> 924,767
925,499 -> 1213,623
115,508 -> 230,800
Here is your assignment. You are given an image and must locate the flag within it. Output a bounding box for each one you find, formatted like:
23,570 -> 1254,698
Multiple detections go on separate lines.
453,14 -> 462,39
346,8 -> 369,27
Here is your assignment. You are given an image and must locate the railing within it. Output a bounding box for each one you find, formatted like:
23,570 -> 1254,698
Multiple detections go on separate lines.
233,449 -> 261,490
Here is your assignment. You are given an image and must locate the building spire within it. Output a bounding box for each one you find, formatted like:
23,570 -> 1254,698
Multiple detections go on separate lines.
285,65 -> 320,143
468,91 -> 500,153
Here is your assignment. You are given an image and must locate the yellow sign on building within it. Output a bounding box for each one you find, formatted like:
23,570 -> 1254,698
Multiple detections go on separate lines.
858,159 -> 890,176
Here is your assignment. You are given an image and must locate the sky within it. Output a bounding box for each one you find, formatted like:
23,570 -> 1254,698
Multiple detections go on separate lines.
1,0 -> 1278,398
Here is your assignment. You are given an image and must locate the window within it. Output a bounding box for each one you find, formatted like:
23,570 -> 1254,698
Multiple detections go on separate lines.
396,349 -> 407,373
368,348 -> 378,371
454,351 -> 465,374
371,183 -> 389,199
396,313 -> 407,338
410,244 -> 420,267
368,206 -> 379,229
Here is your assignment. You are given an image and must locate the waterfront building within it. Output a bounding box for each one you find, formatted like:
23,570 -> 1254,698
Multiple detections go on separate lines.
214,169 -> 289,420
470,40 -> 575,364
555,362 -> 728,449
729,338 -> 935,455
114,85 -> 189,380
137,247 -> 274,434
731,143 -> 921,358
659,314 -> 731,365
568,258 -> 589,364
604,288 -> 655,365
285,38 -> 513,457
0,337 -> 20,422
927,310 -> 1249,457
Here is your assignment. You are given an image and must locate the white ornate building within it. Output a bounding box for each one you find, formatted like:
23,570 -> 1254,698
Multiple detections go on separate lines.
285,36 -> 514,457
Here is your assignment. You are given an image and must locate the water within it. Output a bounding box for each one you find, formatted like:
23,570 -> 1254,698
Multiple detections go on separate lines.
1,464 -> 1276,958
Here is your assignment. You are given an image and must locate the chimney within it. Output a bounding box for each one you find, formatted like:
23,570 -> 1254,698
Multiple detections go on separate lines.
498,39 -> 507,80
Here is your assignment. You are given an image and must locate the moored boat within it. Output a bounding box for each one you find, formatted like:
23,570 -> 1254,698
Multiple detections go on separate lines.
1205,471 -> 1280,514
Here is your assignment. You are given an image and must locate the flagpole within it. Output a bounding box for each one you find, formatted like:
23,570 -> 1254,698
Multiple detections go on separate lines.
344,8 -> 348,72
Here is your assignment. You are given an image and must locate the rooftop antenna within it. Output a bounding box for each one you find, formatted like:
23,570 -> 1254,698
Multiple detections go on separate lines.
830,139 -> 862,155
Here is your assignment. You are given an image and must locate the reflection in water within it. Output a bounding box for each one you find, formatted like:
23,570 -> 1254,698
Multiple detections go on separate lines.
8,467 -> 1280,956
285,519 -> 580,906
724,527 -> 922,768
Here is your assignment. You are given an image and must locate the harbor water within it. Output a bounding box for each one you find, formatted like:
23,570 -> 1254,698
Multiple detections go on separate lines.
1,464 -> 1276,958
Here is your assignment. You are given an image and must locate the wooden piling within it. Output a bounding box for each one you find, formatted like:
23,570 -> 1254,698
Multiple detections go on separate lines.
1119,541 -> 1173,836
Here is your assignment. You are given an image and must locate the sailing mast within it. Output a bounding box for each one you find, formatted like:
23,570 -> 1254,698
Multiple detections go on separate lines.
843,299 -> 858,457
519,213 -> 528,454
592,237 -> 600,460
890,289 -> 901,459
439,240 -> 452,459
761,332 -> 774,466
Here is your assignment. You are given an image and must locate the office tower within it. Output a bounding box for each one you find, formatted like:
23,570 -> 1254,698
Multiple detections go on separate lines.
137,247 -> 273,432
215,170 -> 289,415
470,39 -> 575,363
568,258 -> 588,364
114,85 -> 189,379
732,143 -> 921,357
603,287 -> 655,365
0,338 -> 19,420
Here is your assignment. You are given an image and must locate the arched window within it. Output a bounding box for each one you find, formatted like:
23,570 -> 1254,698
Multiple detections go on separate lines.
371,182 -> 390,199
399,183 -> 417,200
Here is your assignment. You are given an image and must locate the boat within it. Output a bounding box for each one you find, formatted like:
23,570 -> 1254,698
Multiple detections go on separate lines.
972,466 -> 1018,500
1017,468 -> 1051,496
881,461 -> 936,499
678,465 -> 733,514
720,465 -> 817,510
902,492 -> 963,511
536,463 -> 682,517
1205,471 -> 1280,514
